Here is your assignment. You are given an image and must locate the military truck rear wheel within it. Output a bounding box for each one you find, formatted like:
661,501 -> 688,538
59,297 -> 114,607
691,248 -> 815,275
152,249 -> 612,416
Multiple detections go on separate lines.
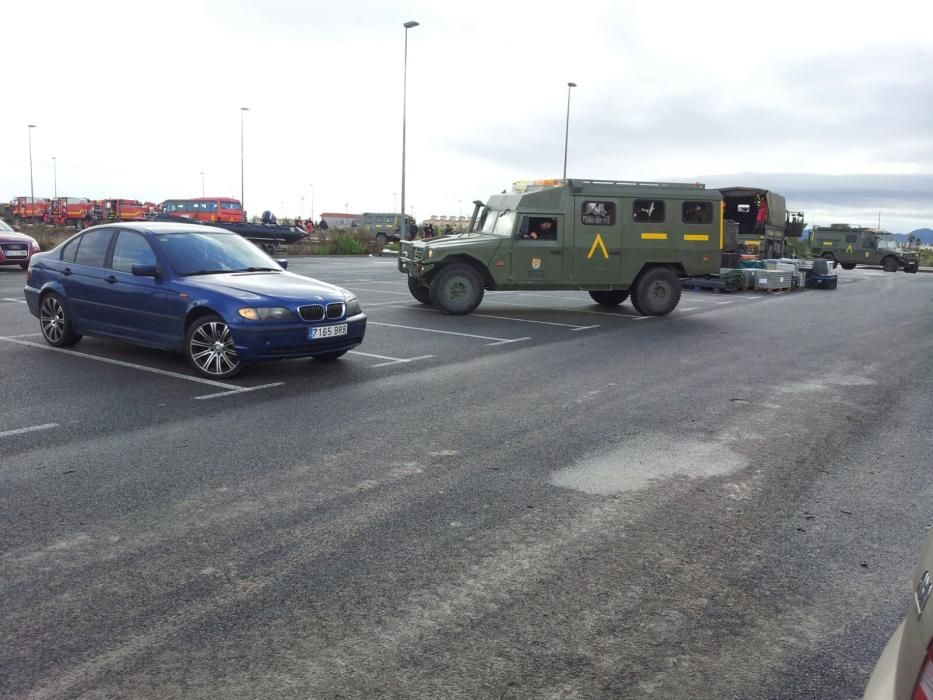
882,256 -> 899,272
407,276 -> 432,305
588,290 -> 629,306
840,263 -> 856,270
375,233 -> 388,248
821,252 -> 838,269
429,264 -> 484,315
630,267 -> 681,316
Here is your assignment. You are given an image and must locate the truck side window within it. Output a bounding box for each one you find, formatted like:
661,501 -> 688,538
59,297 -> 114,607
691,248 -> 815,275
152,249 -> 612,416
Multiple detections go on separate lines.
846,234 -> 858,243
682,201 -> 712,225
520,216 -> 558,240
582,201 -> 614,226
633,199 -> 664,223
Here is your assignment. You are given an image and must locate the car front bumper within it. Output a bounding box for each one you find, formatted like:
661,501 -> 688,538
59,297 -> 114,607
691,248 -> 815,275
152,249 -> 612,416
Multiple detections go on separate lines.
231,315 -> 367,361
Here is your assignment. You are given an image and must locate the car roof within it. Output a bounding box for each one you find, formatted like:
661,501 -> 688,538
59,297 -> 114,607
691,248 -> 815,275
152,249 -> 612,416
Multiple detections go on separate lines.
84,222 -> 234,235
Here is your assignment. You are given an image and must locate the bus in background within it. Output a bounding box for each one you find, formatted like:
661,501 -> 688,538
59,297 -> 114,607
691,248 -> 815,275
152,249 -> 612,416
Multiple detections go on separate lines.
159,197 -> 244,223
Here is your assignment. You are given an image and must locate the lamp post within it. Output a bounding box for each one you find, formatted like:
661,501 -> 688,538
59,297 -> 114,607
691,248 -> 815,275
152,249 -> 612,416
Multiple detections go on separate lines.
309,184 -> 314,222
27,124 -> 36,222
562,82 -> 577,180
52,156 -> 57,199
240,107 -> 249,215
400,20 -> 419,241
200,170 -> 205,197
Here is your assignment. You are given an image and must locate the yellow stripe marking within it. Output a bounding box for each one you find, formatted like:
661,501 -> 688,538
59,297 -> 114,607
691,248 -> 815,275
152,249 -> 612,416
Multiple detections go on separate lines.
683,234 -> 710,241
587,233 -> 609,259
822,242 -> 833,246
640,232 -> 668,240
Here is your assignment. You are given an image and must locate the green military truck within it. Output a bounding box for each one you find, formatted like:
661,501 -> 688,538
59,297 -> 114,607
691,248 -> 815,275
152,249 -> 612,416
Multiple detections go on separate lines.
398,178 -> 723,316
810,224 -> 919,273
359,212 -> 416,247
720,187 -> 805,259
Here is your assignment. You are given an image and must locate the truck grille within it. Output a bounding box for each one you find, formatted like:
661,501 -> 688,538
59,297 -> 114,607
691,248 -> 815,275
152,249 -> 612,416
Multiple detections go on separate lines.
326,302 -> 345,319
1,243 -> 28,253
413,247 -> 424,261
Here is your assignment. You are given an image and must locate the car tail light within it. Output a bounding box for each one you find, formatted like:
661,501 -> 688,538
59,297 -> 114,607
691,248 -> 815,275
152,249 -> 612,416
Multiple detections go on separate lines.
913,645 -> 933,699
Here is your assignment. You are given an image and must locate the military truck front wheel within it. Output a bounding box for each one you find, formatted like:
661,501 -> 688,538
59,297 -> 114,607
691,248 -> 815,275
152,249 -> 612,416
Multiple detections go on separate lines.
429,264 -> 484,315
407,276 -> 432,305
375,233 -> 388,248
882,256 -> 899,272
630,267 -> 681,316
588,290 -> 629,306
840,263 -> 856,270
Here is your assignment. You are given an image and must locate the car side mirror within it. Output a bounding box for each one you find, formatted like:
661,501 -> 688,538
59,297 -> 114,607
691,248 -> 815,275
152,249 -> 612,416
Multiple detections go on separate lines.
131,264 -> 159,277
13,225 -> 21,232
276,259 -> 288,270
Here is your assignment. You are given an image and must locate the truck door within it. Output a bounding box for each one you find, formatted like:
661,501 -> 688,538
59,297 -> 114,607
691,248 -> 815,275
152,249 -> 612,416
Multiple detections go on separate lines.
572,198 -> 622,283
510,214 -> 564,283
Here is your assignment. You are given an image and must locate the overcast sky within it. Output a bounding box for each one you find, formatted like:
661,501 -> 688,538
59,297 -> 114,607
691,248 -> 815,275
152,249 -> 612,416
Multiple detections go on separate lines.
3,0 -> 932,232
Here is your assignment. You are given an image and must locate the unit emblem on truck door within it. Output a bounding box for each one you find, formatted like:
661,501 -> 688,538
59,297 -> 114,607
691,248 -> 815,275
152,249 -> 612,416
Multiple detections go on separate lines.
587,233 -> 609,259
531,258 -> 542,270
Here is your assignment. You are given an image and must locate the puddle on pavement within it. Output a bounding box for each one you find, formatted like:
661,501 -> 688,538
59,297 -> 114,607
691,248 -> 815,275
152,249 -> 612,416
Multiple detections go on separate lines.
550,433 -> 748,495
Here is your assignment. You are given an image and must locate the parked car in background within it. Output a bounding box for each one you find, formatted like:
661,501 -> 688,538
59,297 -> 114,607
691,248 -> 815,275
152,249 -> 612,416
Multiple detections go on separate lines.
864,530 -> 933,699
23,222 -> 366,378
0,218 -> 40,270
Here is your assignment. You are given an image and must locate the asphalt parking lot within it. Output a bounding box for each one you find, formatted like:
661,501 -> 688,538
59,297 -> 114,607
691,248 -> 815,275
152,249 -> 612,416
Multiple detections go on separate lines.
0,256 -> 876,406
1,257 -> 932,699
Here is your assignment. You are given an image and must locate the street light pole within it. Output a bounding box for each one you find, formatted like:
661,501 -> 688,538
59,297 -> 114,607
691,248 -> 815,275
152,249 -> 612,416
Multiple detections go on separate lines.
563,82 -> 577,180
310,184 -> 314,222
240,107 -> 249,218
52,156 -> 57,199
401,20 -> 419,242
27,124 -> 36,223
200,170 -> 205,197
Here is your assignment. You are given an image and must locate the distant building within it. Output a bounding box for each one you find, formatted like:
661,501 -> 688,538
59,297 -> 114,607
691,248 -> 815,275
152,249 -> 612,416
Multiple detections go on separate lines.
320,212 -> 361,229
425,214 -> 470,230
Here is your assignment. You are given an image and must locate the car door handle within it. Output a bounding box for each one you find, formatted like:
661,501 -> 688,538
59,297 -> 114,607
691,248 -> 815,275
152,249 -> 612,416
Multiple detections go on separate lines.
550,249 -> 562,255
62,267 -> 73,276
609,249 -> 621,255
105,275 -> 117,284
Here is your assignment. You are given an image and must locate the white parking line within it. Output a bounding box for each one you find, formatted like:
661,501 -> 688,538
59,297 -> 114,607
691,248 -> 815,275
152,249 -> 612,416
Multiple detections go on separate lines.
349,350 -> 435,367
1,297 -> 27,303
345,287 -> 411,296
676,297 -> 733,305
0,336 -> 284,398
368,321 -> 529,346
388,304 -> 599,330
0,423 -> 59,439
3,333 -> 42,338
193,383 -> 286,401
480,298 -> 639,320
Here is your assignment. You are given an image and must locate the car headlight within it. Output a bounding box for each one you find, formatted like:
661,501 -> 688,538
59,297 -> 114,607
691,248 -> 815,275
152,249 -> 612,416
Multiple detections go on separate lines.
427,248 -> 434,259
237,307 -> 297,321
346,297 -> 362,316
28,237 -> 40,251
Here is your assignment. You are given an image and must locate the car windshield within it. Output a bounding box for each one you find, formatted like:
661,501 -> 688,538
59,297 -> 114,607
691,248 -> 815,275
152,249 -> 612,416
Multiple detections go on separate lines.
478,210 -> 516,237
155,231 -> 282,276
0,219 -> 13,232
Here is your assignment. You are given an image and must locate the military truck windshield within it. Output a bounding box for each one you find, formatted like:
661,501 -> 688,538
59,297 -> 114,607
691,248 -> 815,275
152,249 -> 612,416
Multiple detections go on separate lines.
479,210 -> 516,236
879,238 -> 900,250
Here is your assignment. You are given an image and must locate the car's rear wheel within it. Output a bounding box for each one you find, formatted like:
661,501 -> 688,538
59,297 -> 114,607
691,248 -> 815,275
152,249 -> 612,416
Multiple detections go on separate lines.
407,276 -> 432,305
882,256 -> 899,272
588,290 -> 629,306
312,350 -> 348,361
630,267 -> 681,316
840,262 -> 856,270
39,293 -> 82,347
429,263 -> 484,315
185,315 -> 242,379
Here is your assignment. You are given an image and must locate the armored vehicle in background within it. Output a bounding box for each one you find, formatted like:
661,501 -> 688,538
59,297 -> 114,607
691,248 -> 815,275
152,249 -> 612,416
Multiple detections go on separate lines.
359,212 -> 416,247
719,187 -> 805,259
398,178 -> 723,316
810,224 -> 918,273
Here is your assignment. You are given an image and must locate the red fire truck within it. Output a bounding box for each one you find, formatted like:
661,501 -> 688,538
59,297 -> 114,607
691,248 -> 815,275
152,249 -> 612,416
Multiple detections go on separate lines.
45,197 -> 98,228
102,199 -> 146,221
10,197 -> 50,223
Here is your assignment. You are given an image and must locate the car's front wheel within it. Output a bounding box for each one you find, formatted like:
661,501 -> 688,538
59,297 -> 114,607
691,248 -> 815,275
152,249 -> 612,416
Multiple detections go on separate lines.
39,293 -> 82,347
185,315 -> 243,378
407,276 -> 432,305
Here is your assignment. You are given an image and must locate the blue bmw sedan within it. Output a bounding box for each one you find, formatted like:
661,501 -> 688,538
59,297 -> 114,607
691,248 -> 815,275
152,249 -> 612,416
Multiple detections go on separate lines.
23,222 -> 366,378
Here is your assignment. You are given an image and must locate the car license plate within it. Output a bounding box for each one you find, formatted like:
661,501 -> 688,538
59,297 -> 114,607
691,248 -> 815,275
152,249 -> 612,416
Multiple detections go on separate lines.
6,250 -> 26,257
309,323 -> 347,340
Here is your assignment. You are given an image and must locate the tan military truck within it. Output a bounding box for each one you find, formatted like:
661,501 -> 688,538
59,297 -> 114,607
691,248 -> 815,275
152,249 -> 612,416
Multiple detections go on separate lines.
810,224 -> 919,273
398,178 -> 723,316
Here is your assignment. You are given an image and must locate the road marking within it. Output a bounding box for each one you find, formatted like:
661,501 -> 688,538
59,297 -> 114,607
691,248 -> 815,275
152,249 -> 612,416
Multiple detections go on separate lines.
1,297 -> 27,303
193,383 -> 285,401
3,333 -> 42,338
349,350 -> 435,367
0,423 -> 59,439
368,321 -> 529,346
674,297 -> 732,305
677,307 -> 698,312
481,298 -> 639,319
0,336 -> 283,398
345,287 -> 411,295
362,300 -> 419,307
390,304 -> 598,330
